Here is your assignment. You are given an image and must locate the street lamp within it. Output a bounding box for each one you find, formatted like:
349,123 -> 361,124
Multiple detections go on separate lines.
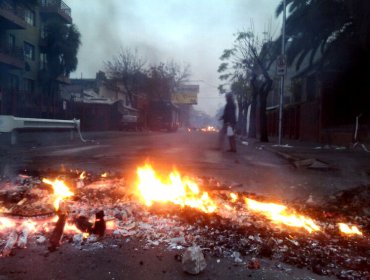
278,0 -> 287,145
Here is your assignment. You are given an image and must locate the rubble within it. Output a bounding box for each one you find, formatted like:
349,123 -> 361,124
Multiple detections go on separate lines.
1,230 -> 18,256
0,170 -> 369,279
247,257 -> 261,269
181,246 -> 207,275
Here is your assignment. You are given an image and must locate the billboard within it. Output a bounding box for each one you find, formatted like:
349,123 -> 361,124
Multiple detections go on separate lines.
172,84 -> 199,105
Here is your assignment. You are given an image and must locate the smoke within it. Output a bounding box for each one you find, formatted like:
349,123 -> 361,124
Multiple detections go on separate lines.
65,0 -> 280,115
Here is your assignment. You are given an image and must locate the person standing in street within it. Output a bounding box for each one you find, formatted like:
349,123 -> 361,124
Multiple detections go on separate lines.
219,93 -> 237,152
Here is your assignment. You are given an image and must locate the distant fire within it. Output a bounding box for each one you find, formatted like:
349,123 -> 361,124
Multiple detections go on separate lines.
201,126 -> 218,132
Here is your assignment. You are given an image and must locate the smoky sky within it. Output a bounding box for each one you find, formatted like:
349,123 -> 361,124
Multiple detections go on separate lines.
65,0 -> 281,116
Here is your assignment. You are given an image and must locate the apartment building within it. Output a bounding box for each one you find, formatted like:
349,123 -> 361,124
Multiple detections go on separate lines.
0,0 -> 72,118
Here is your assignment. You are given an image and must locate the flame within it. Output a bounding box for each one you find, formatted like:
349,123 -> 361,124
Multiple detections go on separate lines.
230,192 -> 238,203
245,198 -> 321,233
0,217 -> 16,230
42,178 -> 74,211
106,220 -> 116,230
338,223 -> 363,236
79,171 -> 86,180
23,220 -> 37,232
101,172 -> 108,178
136,164 -> 217,213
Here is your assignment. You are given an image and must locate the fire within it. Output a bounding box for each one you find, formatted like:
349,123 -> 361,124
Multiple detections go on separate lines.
338,223 -> 363,236
136,164 -> 217,213
42,178 -> 74,211
245,198 -> 321,233
0,217 -> 16,230
101,172 -> 108,178
201,126 -> 218,132
79,171 -> 86,180
230,192 -> 238,203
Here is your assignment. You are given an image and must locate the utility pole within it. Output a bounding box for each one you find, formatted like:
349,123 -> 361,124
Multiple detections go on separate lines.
278,0 -> 287,145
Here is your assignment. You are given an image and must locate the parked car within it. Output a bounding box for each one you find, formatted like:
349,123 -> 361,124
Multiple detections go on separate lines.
119,108 -> 141,131
148,101 -> 179,132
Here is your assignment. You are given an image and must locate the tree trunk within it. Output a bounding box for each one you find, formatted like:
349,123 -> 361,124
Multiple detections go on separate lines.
249,92 -> 257,138
259,80 -> 272,142
259,90 -> 268,142
236,100 -> 243,134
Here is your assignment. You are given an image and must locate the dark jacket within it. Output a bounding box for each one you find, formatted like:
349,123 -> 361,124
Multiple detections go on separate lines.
221,99 -> 236,125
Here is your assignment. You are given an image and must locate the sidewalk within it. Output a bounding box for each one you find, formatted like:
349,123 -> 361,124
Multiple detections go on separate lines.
235,136 -> 370,201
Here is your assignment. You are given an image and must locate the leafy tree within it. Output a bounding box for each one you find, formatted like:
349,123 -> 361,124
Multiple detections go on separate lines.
219,31 -> 275,142
146,61 -> 190,102
40,21 -> 81,117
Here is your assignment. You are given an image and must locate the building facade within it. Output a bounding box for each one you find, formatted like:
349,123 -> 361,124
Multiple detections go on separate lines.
0,0 -> 72,118
265,54 -> 369,145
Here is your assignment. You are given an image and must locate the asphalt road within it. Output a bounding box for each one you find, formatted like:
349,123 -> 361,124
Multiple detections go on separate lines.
0,130 -> 322,199
2,129 -> 368,201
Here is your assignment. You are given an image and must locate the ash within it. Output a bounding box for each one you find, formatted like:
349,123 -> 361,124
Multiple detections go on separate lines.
0,170 -> 369,280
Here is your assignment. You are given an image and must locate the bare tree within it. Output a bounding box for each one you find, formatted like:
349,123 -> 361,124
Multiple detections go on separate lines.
146,61 -> 191,101
104,48 -> 147,106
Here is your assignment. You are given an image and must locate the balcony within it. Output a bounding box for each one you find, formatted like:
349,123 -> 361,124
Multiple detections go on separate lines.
0,0 -> 28,29
0,45 -> 24,69
39,0 -> 72,24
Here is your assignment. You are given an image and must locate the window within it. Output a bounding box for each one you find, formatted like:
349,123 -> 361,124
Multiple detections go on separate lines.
306,75 -> 316,102
8,34 -> 15,50
24,79 -> 35,93
24,42 -> 35,60
40,24 -> 46,39
40,52 -> 47,70
24,8 -> 35,26
8,74 -> 19,91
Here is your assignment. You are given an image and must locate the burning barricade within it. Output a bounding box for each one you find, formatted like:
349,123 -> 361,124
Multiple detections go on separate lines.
0,164 -> 369,279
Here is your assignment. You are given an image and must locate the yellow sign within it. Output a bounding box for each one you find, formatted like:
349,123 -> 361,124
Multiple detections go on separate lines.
172,85 -> 199,105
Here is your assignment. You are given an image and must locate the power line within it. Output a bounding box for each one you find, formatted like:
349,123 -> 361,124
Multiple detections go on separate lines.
188,80 -> 219,88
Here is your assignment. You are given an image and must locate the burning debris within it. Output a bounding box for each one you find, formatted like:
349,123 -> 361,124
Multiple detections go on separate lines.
48,211 -> 67,252
0,165 -> 369,279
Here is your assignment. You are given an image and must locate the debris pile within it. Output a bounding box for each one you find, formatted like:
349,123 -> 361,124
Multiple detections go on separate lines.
0,169 -> 369,280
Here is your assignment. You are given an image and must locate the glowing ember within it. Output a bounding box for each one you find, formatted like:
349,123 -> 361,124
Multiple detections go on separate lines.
101,172 -> 108,178
79,171 -> 86,180
106,220 -> 116,230
245,198 -> 321,233
0,216 -> 58,234
23,220 -> 37,232
230,192 -> 238,203
0,217 -> 16,230
338,223 -> 363,236
42,178 -> 74,211
136,164 -> 217,213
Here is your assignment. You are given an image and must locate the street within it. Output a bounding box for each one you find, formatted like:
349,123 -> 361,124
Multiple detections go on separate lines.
0,130 -> 369,280
2,129 -> 369,201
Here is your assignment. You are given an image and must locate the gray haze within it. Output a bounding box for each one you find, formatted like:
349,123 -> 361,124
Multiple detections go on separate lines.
65,0 -> 281,116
